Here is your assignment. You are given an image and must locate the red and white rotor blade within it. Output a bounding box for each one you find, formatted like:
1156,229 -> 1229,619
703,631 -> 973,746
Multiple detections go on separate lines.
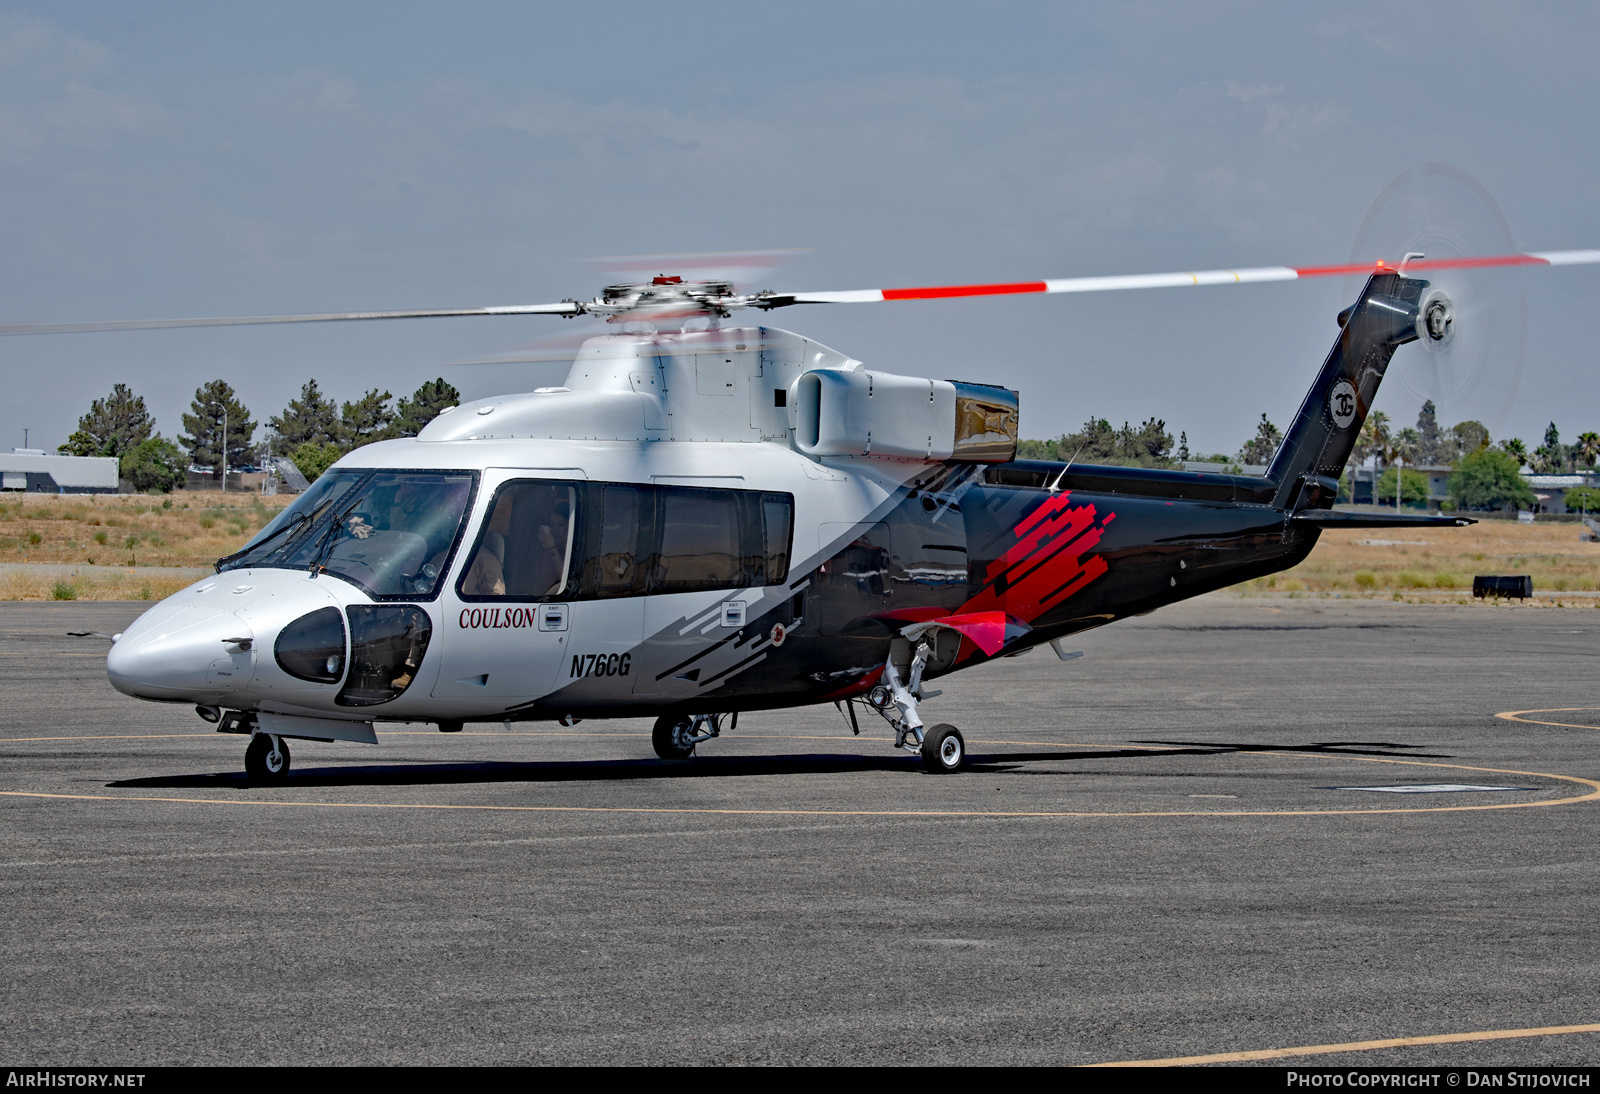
785,250 -> 1600,306
0,301 -> 582,336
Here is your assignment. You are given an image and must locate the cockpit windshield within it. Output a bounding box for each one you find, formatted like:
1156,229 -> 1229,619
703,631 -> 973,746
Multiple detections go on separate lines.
219,470 -> 477,599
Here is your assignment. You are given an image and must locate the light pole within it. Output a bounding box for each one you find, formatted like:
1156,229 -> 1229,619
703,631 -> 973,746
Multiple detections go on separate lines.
220,403 -> 227,493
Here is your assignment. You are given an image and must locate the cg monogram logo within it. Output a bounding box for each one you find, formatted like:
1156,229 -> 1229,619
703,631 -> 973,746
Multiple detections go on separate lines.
1330,379 -> 1357,430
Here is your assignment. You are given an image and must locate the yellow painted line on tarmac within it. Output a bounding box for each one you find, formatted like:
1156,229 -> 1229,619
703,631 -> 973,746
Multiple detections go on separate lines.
1,755 -> 1595,819
1088,1021 -> 1600,1066
0,734 -> 213,742
1498,707 -> 1600,731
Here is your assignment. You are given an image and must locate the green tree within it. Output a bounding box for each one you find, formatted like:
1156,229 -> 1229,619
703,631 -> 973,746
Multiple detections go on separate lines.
1052,415 -> 1177,468
119,437 -> 187,494
1501,437 -> 1529,468
1449,448 -> 1537,511
1355,410 -> 1390,467
1449,420 -> 1490,460
269,379 -> 340,448
59,383 -> 155,457
389,378 -> 461,438
1376,466 -> 1430,507
1391,426 -> 1421,465
1564,485 -> 1600,514
1061,417 -> 1118,462
1415,400 -> 1446,464
339,388 -> 395,449
1237,413 -> 1282,465
290,441 -> 343,484
1576,432 -> 1600,470
179,380 -> 256,478
1014,438 -> 1057,460
1534,421 -> 1568,473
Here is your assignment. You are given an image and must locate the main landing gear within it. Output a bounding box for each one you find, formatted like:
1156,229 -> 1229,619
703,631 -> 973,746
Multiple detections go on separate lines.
651,712 -> 735,760
244,732 -> 291,784
865,635 -> 966,773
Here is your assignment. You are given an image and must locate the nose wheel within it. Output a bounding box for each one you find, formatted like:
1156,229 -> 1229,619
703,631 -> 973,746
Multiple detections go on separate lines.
920,724 -> 965,774
245,733 -> 291,784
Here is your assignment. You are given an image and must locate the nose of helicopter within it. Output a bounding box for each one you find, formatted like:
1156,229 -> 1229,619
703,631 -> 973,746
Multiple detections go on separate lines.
108,605 -> 257,700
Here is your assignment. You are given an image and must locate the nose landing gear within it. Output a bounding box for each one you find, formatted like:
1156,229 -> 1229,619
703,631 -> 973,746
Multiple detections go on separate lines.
245,732 -> 291,784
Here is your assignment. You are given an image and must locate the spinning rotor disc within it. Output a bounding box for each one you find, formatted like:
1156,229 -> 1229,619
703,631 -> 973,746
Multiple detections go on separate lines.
1345,163 -> 1527,439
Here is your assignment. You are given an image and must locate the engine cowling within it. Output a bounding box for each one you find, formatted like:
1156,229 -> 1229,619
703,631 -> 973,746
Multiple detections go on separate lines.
790,369 -> 1018,463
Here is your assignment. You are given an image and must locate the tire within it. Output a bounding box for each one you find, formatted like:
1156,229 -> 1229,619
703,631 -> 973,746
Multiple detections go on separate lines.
920,724 -> 965,773
651,715 -> 696,761
245,733 -> 291,784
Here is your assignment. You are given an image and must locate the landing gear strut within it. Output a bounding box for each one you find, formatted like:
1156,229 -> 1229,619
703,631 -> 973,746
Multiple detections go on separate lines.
245,732 -> 291,784
651,712 -> 734,760
868,636 -> 965,773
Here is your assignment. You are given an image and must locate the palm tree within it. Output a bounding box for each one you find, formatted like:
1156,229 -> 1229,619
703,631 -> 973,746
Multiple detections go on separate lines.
1577,431 -> 1600,470
1392,426 -> 1421,466
1502,438 -> 1529,469
1359,412 -> 1391,467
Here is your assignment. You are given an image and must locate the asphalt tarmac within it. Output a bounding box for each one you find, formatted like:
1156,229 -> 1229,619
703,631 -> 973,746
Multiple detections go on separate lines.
3,593 -> 1600,1066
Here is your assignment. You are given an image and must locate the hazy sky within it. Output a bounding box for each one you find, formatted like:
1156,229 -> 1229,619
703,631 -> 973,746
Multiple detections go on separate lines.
2,1 -> 1597,457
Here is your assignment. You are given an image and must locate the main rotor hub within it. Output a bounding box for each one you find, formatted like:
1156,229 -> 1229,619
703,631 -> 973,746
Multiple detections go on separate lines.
591,278 -> 751,321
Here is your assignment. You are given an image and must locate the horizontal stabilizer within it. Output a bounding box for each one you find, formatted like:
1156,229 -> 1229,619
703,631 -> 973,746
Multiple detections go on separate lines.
1291,510 -> 1476,529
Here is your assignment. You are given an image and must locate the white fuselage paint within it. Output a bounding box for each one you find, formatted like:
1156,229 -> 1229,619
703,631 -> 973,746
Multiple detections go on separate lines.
106,326 -> 945,729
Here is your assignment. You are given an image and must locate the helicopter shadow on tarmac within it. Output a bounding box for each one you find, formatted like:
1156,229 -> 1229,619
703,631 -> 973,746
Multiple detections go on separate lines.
104,740 -> 1446,791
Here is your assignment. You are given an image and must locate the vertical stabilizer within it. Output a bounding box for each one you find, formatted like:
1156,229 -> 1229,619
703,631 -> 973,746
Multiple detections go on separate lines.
1266,271 -> 1426,509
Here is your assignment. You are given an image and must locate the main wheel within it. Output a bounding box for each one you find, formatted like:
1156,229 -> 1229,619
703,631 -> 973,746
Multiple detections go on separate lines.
651,715 -> 696,761
920,724 -> 965,773
245,733 -> 291,784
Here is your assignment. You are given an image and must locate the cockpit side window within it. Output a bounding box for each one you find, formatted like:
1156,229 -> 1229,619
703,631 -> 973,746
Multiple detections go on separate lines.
457,480 -> 579,601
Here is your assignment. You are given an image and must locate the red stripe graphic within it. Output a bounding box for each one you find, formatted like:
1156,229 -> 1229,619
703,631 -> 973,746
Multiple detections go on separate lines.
882,280 -> 1049,301
959,493 -> 1112,624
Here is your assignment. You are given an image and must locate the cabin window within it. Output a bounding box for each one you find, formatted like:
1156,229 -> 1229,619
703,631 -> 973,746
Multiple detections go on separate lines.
461,481 -> 793,600
651,488 -> 743,591
457,480 -> 579,600
580,484 -> 651,598
760,493 -> 793,584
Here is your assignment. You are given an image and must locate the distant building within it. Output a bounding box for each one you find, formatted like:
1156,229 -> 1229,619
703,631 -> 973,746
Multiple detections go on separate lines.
1525,472 -> 1600,515
0,449 -> 118,494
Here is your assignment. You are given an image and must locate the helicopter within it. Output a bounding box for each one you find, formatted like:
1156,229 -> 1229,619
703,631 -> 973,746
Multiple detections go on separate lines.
8,246 -> 1599,781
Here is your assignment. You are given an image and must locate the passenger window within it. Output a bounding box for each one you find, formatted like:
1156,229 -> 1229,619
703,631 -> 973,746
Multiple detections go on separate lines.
761,494 -> 792,584
651,488 -> 743,592
582,484 -> 649,598
457,481 -> 577,600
